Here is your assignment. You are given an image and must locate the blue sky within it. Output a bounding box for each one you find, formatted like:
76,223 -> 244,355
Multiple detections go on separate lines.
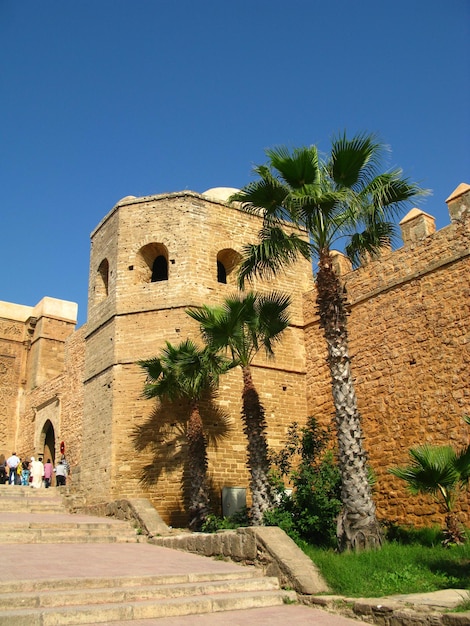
1,1 -> 469,327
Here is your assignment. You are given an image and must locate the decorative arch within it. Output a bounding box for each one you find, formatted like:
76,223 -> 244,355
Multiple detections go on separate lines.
135,243 -> 169,284
216,248 -> 242,285
95,258 -> 110,302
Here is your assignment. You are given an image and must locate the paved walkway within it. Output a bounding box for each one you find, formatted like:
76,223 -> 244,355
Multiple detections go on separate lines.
2,507 -> 467,625
0,510 -> 370,625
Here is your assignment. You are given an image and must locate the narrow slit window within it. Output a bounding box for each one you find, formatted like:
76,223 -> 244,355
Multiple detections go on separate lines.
95,258 -> 109,302
217,260 -> 227,284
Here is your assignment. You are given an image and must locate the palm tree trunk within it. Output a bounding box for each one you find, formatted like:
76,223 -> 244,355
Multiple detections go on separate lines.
443,513 -> 466,546
241,365 -> 273,525
316,251 -> 382,551
187,401 -> 210,530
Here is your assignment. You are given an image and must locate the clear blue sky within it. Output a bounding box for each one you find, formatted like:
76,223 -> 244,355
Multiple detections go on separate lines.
1,1 -> 469,327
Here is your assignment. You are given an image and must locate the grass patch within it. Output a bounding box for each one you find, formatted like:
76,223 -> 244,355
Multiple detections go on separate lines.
302,534 -> 470,597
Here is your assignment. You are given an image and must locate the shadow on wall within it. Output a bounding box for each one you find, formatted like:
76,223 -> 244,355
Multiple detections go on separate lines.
131,392 -> 233,522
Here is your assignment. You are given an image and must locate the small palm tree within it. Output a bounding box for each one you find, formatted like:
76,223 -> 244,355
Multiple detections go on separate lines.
187,291 -> 291,525
230,133 -> 428,550
139,339 -> 231,530
390,443 -> 470,545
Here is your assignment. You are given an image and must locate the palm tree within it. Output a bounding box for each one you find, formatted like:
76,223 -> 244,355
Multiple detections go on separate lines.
187,291 -> 291,525
230,133 -> 428,550
139,339 -> 231,530
390,443 -> 470,545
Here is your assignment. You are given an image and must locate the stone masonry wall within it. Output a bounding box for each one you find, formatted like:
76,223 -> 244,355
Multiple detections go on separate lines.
19,324 -> 85,470
304,205 -> 470,528
0,310 -> 30,457
81,192 -> 312,525
6,187 -> 469,532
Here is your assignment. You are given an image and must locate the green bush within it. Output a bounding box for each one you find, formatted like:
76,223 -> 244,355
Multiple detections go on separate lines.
200,507 -> 250,532
265,417 -> 341,547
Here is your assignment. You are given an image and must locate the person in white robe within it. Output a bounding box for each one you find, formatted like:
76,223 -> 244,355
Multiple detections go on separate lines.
30,456 -> 44,489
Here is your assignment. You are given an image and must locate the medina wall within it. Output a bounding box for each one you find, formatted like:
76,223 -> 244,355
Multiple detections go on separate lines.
304,186 -> 470,528
3,185 -> 469,531
0,298 -> 81,468
80,191 -> 313,525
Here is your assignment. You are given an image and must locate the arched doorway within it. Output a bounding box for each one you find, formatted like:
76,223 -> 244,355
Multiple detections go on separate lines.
41,420 -> 56,467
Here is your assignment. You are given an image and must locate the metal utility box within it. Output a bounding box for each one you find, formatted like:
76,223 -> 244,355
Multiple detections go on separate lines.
222,487 -> 246,517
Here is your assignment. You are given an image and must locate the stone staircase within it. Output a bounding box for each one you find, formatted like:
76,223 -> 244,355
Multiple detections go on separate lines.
0,485 -> 140,544
0,484 -> 66,513
0,571 -> 292,625
0,485 -> 296,624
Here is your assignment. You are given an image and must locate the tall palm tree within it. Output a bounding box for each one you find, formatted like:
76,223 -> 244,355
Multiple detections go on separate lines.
139,339 -> 231,530
230,133 -> 428,550
187,291 -> 291,525
390,443 -> 470,545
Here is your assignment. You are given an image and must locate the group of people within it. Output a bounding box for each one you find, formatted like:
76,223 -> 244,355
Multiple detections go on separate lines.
0,452 -> 70,488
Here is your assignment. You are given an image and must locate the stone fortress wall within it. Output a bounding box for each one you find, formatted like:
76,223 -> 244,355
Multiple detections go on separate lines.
0,184 -> 468,529
304,184 -> 470,528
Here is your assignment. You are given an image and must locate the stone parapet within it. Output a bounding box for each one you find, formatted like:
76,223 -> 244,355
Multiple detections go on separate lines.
150,525 -> 329,595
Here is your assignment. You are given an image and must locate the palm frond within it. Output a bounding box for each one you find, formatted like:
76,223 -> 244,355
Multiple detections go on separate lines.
390,445 -> 460,496
187,304 -> 236,354
230,176 -> 289,217
255,291 -> 291,355
265,145 -> 320,189
454,444 -> 470,485
329,132 -> 387,190
237,226 -> 311,288
188,291 -> 291,366
233,134 -> 428,286
138,339 -> 231,403
361,170 -> 431,217
345,221 -> 397,268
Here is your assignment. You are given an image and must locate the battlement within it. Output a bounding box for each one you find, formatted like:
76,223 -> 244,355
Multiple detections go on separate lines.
331,183 -> 470,281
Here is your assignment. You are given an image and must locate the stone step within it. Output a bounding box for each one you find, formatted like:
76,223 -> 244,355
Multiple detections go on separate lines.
0,528 -> 140,544
0,486 -> 68,513
0,485 -> 65,496
0,570 -> 265,594
1,521 -> 136,530
0,575 -> 281,609
0,521 -> 140,544
0,588 -> 294,625
0,518 -> 137,528
1,504 -> 67,514
0,494 -> 64,501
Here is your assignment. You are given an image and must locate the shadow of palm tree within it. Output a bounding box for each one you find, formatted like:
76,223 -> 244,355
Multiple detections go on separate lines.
427,556 -> 470,588
132,390 -> 233,520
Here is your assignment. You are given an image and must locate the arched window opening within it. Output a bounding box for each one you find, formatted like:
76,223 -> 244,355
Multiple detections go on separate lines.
135,243 -> 169,284
217,249 -> 242,285
152,255 -> 168,282
217,260 -> 227,284
95,258 -> 109,302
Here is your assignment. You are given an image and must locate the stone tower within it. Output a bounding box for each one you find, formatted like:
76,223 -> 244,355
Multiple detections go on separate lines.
81,189 -> 313,524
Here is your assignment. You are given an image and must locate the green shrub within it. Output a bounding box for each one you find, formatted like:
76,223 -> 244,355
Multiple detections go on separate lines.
265,417 -> 341,547
200,507 -> 250,532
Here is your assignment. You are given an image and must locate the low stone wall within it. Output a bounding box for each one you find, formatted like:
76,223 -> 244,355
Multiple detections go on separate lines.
303,592 -> 470,626
65,495 -> 328,594
149,525 -> 329,595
